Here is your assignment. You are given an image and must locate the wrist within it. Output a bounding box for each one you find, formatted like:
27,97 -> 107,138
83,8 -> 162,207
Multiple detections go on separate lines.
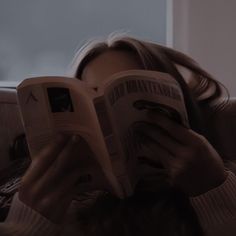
190,171 -> 236,229
190,170 -> 228,197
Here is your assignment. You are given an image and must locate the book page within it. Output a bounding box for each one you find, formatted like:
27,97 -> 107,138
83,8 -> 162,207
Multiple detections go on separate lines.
16,76 -> 123,197
100,70 -> 189,192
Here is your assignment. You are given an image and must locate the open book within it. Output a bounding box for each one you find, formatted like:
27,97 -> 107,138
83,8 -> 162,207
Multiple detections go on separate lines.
16,70 -> 189,198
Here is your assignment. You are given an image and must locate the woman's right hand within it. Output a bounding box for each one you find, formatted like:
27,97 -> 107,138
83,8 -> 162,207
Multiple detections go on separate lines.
18,134 -> 88,224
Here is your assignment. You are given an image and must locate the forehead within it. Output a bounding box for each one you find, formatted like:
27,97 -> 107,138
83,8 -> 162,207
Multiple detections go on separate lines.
81,50 -> 143,86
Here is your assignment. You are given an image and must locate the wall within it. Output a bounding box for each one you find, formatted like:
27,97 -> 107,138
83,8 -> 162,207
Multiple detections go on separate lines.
173,0 -> 236,96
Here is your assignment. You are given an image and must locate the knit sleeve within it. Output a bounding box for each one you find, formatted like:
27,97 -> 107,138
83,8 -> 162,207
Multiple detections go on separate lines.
190,171 -> 236,236
0,192 -> 60,236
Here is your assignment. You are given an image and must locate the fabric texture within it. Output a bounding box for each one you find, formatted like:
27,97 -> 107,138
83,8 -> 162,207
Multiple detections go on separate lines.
1,171 -> 236,236
190,171 -> 236,236
0,193 -> 60,236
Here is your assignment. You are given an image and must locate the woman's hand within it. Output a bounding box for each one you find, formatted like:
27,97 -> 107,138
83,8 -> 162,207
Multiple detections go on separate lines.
134,111 -> 227,197
18,134 -> 92,223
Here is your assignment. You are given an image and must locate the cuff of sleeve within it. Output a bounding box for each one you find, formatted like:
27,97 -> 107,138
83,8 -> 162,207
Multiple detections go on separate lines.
5,192 -> 60,236
190,171 -> 236,229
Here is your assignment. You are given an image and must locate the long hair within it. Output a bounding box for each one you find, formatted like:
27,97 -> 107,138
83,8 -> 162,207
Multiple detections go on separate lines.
67,33 -> 230,236
68,33 -> 229,136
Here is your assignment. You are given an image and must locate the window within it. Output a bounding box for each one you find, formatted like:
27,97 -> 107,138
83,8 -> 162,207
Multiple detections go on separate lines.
0,0 -> 167,81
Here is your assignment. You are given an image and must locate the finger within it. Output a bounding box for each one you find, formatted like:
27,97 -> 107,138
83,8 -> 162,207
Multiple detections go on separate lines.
48,135 -> 96,177
134,122 -> 182,156
140,139 -> 190,185
31,175 -> 77,224
30,135 -> 95,199
22,134 -> 70,186
137,133 -> 175,170
36,170 -> 80,211
31,135 -> 83,197
19,165 -> 81,223
147,110 -> 197,145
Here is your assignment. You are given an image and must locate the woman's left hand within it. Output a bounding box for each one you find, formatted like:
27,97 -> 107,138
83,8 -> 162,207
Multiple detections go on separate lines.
134,110 -> 228,197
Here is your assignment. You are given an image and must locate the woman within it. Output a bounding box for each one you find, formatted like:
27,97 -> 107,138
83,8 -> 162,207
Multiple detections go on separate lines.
1,33 -> 236,236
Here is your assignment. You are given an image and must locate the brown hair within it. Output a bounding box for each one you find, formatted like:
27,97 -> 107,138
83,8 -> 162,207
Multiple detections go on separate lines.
69,33 -> 229,136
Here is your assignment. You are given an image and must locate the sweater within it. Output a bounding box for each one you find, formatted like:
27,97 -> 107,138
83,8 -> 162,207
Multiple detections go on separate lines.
1,171 -> 236,236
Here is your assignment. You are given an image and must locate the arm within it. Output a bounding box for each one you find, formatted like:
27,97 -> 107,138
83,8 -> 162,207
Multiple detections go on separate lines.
0,134 -> 91,236
134,111 -> 235,235
190,171 -> 236,236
